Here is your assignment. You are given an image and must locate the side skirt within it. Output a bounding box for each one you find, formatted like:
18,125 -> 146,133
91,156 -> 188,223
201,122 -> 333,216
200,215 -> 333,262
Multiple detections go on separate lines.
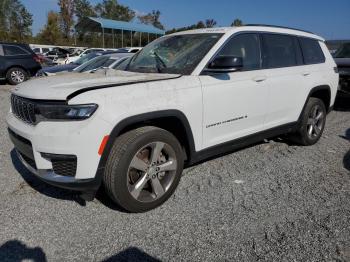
188,122 -> 298,166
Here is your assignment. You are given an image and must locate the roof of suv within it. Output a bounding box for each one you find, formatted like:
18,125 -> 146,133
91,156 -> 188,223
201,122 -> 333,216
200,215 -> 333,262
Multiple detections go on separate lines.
170,25 -> 324,41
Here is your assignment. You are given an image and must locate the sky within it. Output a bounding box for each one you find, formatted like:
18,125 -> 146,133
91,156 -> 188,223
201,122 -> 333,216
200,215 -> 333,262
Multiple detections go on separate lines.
22,0 -> 350,40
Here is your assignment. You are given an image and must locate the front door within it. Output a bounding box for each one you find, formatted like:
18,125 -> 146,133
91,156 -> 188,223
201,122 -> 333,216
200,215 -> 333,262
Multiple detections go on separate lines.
200,33 -> 269,149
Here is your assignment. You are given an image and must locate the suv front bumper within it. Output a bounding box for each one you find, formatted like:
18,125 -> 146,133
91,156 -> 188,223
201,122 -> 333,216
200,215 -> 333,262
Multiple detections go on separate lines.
16,149 -> 100,191
7,111 -> 113,192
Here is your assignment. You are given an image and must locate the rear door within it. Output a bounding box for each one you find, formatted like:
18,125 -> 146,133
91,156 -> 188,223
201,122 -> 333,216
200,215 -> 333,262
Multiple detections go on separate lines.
200,33 -> 269,148
261,33 -> 307,129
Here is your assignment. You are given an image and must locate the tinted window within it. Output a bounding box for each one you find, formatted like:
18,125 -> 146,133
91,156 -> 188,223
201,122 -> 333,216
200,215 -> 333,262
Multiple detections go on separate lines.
299,38 -> 325,64
33,48 -> 40,53
217,33 -> 261,70
43,48 -> 50,53
3,45 -> 30,56
262,34 -> 302,68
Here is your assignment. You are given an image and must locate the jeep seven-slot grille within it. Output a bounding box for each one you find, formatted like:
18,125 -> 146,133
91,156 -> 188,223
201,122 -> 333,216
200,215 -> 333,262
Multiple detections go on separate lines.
11,95 -> 36,125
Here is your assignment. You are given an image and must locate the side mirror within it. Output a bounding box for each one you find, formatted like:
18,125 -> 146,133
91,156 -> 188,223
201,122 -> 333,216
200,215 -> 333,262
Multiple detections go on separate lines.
205,56 -> 243,73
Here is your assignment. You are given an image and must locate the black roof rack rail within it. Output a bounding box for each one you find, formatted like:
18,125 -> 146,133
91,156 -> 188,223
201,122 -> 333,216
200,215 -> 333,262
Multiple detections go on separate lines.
243,24 -> 314,34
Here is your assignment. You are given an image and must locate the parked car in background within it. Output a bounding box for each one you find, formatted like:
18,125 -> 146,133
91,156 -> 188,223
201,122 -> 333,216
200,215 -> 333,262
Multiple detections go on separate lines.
36,51 -> 122,76
65,48 -> 105,64
36,54 -> 58,67
46,47 -> 72,61
32,47 -> 52,55
122,47 -> 142,53
74,52 -> 133,73
333,43 -> 350,94
0,42 -> 41,85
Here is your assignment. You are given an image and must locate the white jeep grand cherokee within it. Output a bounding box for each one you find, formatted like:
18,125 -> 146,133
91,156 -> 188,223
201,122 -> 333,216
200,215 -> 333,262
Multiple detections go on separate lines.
7,26 -> 338,212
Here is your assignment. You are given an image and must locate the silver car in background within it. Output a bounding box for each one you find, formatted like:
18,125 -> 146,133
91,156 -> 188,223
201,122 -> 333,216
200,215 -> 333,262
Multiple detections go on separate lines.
73,52 -> 134,73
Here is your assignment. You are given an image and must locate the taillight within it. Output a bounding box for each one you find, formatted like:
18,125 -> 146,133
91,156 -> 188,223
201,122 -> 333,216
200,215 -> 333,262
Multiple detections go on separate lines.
33,54 -> 41,63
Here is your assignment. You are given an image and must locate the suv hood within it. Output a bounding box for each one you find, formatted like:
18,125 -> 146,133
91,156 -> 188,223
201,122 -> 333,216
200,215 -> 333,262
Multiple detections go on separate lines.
12,69 -> 181,100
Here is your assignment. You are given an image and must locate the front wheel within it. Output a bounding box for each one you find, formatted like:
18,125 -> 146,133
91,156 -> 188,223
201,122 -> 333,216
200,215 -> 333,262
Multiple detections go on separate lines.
103,126 -> 184,213
291,97 -> 327,146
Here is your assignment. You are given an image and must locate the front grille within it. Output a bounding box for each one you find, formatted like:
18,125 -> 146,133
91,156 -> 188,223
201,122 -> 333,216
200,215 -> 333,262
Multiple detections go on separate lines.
52,159 -> 77,177
11,95 -> 36,125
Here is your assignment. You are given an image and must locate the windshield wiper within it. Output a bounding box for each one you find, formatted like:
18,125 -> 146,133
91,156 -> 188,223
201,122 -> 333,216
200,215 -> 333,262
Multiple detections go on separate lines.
153,51 -> 167,73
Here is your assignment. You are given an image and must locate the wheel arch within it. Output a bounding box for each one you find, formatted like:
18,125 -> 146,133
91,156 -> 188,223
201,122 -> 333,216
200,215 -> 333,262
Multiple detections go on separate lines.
308,85 -> 331,112
299,85 -> 332,122
95,110 -> 196,181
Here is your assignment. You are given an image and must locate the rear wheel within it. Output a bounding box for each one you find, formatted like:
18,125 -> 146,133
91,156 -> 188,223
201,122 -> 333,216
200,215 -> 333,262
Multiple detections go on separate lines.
290,97 -> 326,145
6,67 -> 28,85
103,126 -> 184,213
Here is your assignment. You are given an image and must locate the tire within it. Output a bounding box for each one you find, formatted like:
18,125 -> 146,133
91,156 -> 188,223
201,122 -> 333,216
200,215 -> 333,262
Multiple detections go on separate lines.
103,126 -> 184,213
6,67 -> 28,85
290,97 -> 327,146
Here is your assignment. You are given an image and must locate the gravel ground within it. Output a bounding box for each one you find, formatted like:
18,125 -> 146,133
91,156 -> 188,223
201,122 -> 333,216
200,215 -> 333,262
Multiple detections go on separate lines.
0,84 -> 349,262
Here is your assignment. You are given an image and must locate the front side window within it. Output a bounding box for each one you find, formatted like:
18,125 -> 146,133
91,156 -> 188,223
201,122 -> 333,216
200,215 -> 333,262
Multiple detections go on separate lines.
299,38 -> 325,64
3,45 -> 29,56
262,34 -> 301,68
126,33 -> 223,75
216,33 -> 261,70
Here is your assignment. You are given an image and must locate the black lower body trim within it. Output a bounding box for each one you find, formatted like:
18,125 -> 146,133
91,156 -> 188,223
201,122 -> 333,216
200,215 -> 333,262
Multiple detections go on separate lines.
38,177 -> 100,192
189,122 -> 298,165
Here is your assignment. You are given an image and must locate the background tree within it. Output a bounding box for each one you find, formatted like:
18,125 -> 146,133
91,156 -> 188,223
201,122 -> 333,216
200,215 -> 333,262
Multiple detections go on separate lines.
95,0 -> 135,21
231,19 -> 243,27
0,0 -> 32,42
58,0 -> 75,39
74,0 -> 96,44
37,11 -> 62,44
166,19 -> 217,34
205,19 -> 217,28
138,10 -> 164,30
9,1 -> 33,42
75,0 -> 96,22
196,21 -> 206,29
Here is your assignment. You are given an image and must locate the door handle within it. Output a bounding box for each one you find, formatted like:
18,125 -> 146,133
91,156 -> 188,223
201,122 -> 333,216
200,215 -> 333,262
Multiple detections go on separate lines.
302,72 -> 311,76
252,76 -> 267,82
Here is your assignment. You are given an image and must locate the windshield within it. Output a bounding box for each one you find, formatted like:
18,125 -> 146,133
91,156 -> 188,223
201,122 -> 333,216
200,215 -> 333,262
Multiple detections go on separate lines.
125,33 -> 223,75
75,53 -> 98,65
334,43 -> 350,58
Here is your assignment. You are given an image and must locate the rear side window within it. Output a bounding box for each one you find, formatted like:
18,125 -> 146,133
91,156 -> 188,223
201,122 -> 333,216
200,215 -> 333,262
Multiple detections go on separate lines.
262,34 -> 302,68
217,33 -> 261,70
3,45 -> 29,56
3,45 -> 30,56
299,38 -> 325,64
43,48 -> 50,53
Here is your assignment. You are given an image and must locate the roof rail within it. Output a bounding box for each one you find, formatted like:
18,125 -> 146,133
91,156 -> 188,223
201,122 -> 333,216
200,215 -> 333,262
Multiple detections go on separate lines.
243,24 -> 314,34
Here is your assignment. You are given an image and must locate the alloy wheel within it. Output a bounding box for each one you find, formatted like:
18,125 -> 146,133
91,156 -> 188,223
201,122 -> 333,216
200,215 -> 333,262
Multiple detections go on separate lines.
127,142 -> 177,203
10,70 -> 25,84
306,104 -> 325,139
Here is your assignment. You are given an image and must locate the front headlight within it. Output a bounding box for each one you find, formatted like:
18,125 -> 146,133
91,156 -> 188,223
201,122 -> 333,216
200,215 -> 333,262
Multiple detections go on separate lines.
36,104 -> 98,121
